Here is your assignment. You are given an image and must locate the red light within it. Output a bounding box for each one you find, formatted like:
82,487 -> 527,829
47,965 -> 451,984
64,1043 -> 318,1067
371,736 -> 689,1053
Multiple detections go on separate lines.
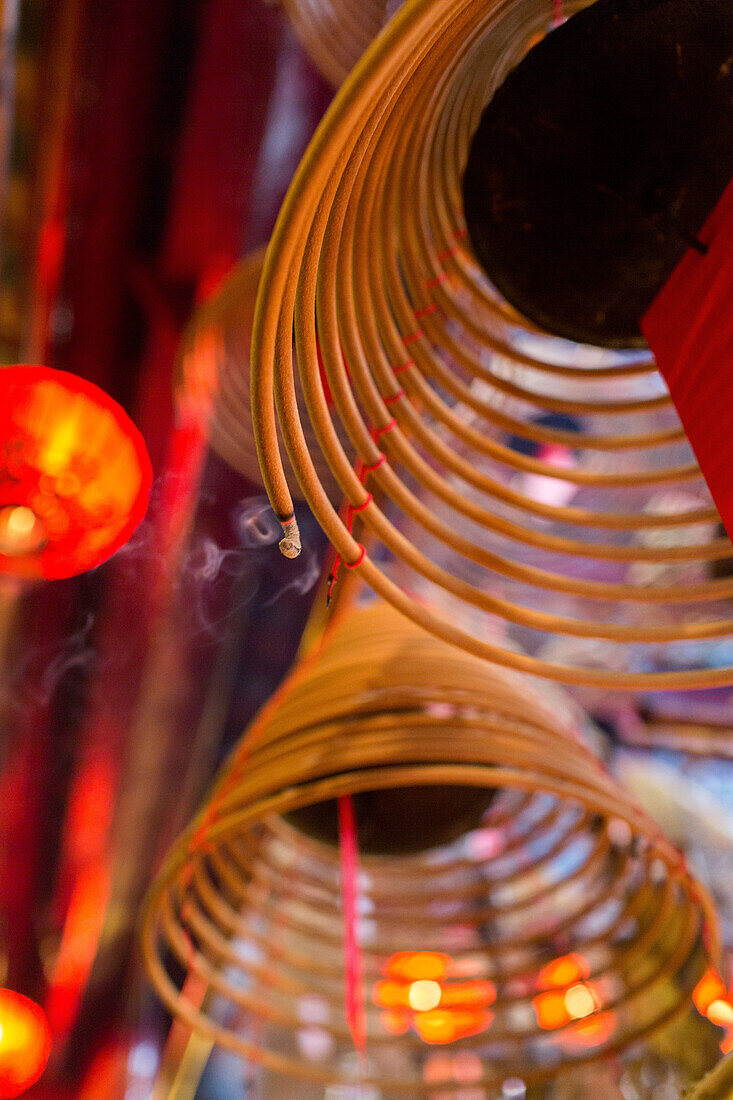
0,990 -> 52,1097
536,953 -> 590,991
384,952 -> 449,983
413,1008 -> 493,1045
692,969 -> 733,1054
0,366 -> 152,579
693,969 -> 728,1016
533,988 -> 572,1031
374,952 -> 496,1045
532,954 -> 614,1047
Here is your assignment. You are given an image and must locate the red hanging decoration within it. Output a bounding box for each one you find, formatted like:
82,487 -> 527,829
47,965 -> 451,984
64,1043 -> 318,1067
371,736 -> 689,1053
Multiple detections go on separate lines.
0,366 -> 152,579
642,177 -> 733,539
338,794 -> 367,1057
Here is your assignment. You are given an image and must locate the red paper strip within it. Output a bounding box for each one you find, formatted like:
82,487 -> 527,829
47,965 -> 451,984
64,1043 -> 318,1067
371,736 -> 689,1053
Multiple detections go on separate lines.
338,794 -> 367,1056
641,176 -> 733,538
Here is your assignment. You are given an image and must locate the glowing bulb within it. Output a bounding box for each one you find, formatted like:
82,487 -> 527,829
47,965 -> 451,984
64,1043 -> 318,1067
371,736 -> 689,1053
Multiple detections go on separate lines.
409,980 -> 442,1012
7,507 -> 34,535
708,999 -> 733,1028
0,506 -> 45,556
564,983 -> 596,1020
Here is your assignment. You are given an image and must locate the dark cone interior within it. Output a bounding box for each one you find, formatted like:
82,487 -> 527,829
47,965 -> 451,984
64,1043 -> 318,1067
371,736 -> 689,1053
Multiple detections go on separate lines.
284,784 -> 496,855
463,0 -> 733,347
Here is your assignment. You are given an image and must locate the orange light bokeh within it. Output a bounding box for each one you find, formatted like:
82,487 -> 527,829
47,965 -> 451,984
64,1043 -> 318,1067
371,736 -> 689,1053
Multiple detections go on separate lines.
693,969 -> 733,1053
383,951 -> 449,983
536,953 -> 590,992
374,952 -> 496,1045
413,1007 -> 494,1045
0,990 -> 52,1098
693,968 -> 728,1017
532,953 -> 614,1048
0,365 -> 152,579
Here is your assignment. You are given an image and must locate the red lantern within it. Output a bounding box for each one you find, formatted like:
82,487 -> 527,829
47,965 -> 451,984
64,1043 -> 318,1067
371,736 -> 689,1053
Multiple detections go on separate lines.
0,989 -> 52,1097
374,951 -> 496,1045
0,366 -> 152,579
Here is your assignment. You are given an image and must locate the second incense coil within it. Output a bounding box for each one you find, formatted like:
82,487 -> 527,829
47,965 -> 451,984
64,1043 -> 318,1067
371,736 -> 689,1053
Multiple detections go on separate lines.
141,602 -> 720,1093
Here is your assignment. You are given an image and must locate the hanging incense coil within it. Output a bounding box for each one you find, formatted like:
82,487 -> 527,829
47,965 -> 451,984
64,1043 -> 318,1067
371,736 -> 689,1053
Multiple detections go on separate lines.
178,249 -> 349,503
280,0 -> 393,86
141,602 -> 720,1093
249,0 -> 733,689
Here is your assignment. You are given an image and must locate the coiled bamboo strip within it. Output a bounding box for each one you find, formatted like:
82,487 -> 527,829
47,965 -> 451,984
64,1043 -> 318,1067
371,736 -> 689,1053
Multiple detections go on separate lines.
249,0 -> 733,688
142,602 -> 719,1092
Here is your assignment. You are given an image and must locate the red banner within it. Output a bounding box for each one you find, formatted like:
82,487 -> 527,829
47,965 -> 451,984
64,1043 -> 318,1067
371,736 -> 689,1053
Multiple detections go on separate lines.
641,177 -> 733,537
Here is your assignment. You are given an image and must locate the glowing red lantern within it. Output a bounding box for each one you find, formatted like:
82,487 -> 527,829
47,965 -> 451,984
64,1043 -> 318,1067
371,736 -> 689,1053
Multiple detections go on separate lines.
532,953 -> 615,1048
0,989 -> 52,1097
374,951 -> 496,1045
0,366 -> 152,579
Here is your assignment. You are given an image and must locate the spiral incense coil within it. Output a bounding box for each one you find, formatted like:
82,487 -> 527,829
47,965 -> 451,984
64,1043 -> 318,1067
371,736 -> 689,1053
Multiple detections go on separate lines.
249,0 -> 733,689
280,0 -> 392,86
178,250 -> 349,504
141,602 -> 720,1092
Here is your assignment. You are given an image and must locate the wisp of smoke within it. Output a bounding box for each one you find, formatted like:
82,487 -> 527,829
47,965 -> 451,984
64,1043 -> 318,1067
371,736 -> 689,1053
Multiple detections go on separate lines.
39,612 -> 97,704
261,546 -> 321,607
182,500 -> 319,637
233,497 -> 281,548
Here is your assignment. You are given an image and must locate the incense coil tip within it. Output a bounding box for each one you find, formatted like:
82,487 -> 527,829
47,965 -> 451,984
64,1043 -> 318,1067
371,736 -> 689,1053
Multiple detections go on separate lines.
278,516 -> 301,558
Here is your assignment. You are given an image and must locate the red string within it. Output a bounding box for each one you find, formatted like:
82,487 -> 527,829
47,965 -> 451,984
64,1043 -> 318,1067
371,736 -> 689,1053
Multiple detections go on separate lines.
328,421 -> 396,596
362,455 -> 386,474
345,545 -> 366,569
327,255 -> 454,602
339,794 -> 366,1055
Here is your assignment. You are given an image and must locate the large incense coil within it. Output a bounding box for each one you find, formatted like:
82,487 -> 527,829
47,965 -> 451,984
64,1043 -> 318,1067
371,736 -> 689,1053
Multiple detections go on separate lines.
280,0 -> 392,86
178,250 -> 348,503
141,602 -> 720,1093
250,0 -> 733,689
